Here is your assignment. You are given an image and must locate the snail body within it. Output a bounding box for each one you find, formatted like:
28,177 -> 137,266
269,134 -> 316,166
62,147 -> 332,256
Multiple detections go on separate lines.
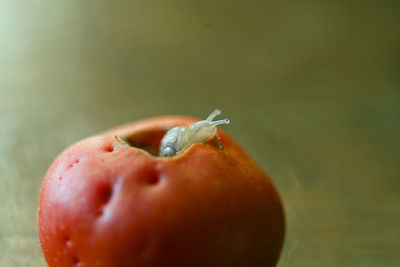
159,109 -> 230,157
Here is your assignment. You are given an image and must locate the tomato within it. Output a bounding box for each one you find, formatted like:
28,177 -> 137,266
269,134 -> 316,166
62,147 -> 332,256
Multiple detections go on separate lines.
38,115 -> 285,267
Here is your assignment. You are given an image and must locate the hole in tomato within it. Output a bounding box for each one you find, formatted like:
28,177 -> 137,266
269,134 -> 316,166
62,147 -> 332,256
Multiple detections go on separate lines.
98,184 -> 113,203
68,159 -> 80,169
120,128 -> 221,157
104,144 -> 114,152
72,255 -> 80,266
147,171 -> 160,185
95,183 -> 113,216
123,129 -> 168,156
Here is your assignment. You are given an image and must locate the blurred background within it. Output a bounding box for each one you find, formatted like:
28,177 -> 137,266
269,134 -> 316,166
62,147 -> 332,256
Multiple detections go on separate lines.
0,0 -> 399,266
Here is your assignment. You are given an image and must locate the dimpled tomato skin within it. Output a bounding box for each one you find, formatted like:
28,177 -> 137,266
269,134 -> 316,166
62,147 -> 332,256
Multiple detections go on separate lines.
38,116 -> 285,267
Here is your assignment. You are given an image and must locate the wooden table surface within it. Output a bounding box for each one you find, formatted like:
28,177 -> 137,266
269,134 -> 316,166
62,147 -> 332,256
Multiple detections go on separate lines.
1,1 -> 399,266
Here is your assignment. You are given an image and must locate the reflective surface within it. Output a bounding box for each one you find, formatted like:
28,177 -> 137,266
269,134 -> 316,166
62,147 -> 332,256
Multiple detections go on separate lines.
1,1 -> 399,266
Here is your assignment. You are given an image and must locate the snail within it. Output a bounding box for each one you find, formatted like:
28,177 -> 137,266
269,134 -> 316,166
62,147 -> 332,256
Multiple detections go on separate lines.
159,109 -> 230,157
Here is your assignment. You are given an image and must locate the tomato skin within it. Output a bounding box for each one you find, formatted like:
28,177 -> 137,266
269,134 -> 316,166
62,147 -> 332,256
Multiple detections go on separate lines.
38,116 -> 285,267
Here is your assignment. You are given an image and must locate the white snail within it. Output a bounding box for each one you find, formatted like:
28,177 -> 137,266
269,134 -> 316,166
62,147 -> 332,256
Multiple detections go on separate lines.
159,109 -> 230,157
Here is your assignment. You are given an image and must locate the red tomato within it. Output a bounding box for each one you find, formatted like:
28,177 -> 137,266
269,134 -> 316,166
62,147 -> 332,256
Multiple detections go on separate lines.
38,115 -> 285,267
